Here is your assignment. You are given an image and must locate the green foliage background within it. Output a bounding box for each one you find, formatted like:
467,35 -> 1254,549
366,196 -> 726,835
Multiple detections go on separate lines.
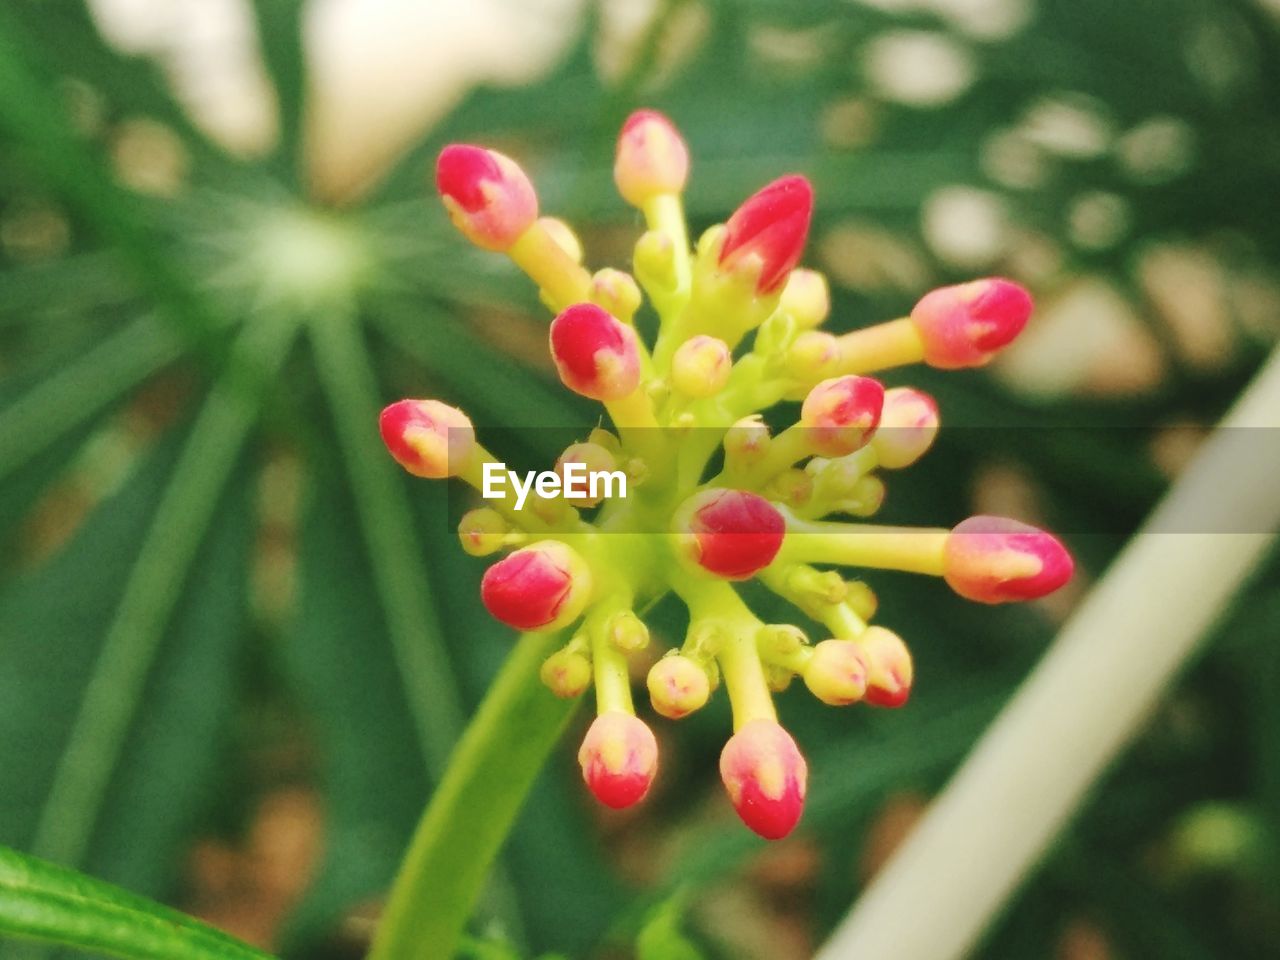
1,1 -> 1278,957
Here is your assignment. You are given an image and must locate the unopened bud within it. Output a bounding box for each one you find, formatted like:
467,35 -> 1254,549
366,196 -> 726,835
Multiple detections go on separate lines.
590,268 -> 642,323
780,268 -> 830,328
579,711 -> 659,809
647,654 -> 711,719
458,507 -> 511,557
480,541 -> 592,630
379,399 -> 474,479
719,175 -> 814,294
803,639 -> 869,706
910,278 -> 1032,369
555,441 -> 618,507
787,331 -> 841,381
614,109 -> 690,206
549,303 -> 643,401
724,416 -> 771,466
671,335 -> 732,397
609,610 -> 650,652
872,387 -> 940,469
540,648 -> 592,698
435,145 -> 537,251
943,516 -> 1074,604
800,375 -> 885,457
673,488 -> 786,580
720,719 -> 808,840
859,626 -> 913,707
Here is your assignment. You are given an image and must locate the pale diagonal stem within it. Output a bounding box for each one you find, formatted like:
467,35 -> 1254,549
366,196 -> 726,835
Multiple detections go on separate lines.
31,314 -> 297,869
817,345 -> 1280,960
0,315 -> 182,481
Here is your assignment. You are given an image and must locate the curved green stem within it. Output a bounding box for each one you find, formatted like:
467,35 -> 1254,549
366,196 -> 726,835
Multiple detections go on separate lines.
367,630 -> 582,960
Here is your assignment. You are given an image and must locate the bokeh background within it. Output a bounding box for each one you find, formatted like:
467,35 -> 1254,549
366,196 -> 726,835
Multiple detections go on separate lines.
1,0 -> 1279,958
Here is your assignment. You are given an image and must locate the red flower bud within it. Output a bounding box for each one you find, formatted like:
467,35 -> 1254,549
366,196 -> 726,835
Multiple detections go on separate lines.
480,541 -> 592,630
803,639 -> 869,706
379,399 -> 475,479
720,719 -> 808,839
578,711 -> 659,809
719,175 -> 814,294
909,278 -> 1032,369
614,109 -> 690,206
800,375 -> 886,457
943,516 -> 1073,604
872,387 -> 940,469
859,626 -> 914,708
549,303 -> 643,401
674,489 -> 786,580
647,655 -> 711,719
435,144 -> 538,251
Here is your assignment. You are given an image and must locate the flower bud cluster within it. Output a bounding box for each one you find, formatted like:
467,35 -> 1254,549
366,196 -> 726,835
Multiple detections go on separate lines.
379,110 -> 1073,840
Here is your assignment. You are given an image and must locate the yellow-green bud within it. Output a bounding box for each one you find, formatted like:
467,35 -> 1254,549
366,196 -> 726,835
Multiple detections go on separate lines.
540,648 -> 592,698
647,654 -> 711,719
671,335 -> 732,397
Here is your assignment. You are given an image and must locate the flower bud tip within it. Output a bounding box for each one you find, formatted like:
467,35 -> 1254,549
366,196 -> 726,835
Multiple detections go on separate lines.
579,712 -> 659,809
614,109 -> 690,206
379,399 -> 474,479
910,278 -> 1033,369
719,175 -> 814,295
675,488 -> 786,580
720,720 -> 807,839
944,516 -> 1073,604
480,541 -> 592,630
550,303 -> 643,401
435,145 -> 537,251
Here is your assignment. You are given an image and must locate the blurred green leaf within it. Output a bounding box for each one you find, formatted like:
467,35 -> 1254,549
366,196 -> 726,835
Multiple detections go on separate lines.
249,0 -> 307,182
0,844 -> 274,960
636,897 -> 705,960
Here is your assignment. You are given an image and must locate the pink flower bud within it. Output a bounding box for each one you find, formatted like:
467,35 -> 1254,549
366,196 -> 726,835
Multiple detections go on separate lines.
435,145 -> 538,251
803,640 -> 869,706
671,335 -> 732,397
647,655 -> 711,719
859,626 -> 914,708
800,375 -> 886,457
719,719 -> 808,839
614,109 -> 690,206
540,648 -> 592,698
943,516 -> 1074,604
480,541 -> 592,630
872,387 -> 940,469
674,488 -> 786,580
909,278 -> 1033,369
549,303 -> 643,401
379,399 -> 475,479
719,175 -> 814,294
578,711 -> 659,809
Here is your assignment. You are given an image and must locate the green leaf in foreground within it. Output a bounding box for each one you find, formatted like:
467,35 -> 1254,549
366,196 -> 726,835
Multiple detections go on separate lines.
0,844 -> 276,960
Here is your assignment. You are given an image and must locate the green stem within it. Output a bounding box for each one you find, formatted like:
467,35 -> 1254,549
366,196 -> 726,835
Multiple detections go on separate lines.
367,631 -> 582,960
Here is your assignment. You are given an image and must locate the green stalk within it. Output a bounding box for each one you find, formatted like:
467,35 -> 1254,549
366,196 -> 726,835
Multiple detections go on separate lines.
367,630 -> 581,960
